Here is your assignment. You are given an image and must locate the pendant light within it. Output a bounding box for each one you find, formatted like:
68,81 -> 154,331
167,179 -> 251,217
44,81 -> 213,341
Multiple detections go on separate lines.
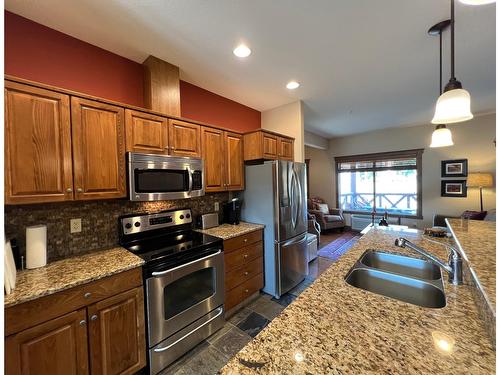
429,20 -> 454,147
431,0 -> 473,124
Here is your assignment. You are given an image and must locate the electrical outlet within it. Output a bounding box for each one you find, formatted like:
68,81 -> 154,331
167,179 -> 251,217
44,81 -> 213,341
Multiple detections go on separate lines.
214,202 -> 219,212
70,218 -> 82,233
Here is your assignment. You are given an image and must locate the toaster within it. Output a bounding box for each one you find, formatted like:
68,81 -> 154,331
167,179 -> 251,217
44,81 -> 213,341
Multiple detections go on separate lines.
198,213 -> 219,229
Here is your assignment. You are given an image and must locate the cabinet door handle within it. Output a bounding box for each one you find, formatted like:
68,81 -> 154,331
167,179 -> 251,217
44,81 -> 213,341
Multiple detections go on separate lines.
243,254 -> 248,259
77,188 -> 83,193
66,188 -> 73,193
84,292 -> 92,299
243,239 -> 248,243
244,271 -> 249,276
91,314 -> 98,321
244,289 -> 249,293
79,320 -> 86,326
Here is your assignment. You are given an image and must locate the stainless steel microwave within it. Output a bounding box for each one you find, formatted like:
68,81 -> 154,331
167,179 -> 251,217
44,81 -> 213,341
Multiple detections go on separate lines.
127,152 -> 204,201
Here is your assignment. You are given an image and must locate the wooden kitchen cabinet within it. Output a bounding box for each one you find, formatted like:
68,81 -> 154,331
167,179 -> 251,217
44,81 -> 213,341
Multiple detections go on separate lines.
224,132 -> 244,191
278,137 -> 294,161
71,97 -> 126,200
5,268 -> 145,375
168,119 -> 201,157
125,109 -> 169,154
87,287 -> 146,375
243,130 -> 294,162
224,230 -> 264,313
4,81 -> 74,204
202,128 -> 244,192
5,309 -> 90,375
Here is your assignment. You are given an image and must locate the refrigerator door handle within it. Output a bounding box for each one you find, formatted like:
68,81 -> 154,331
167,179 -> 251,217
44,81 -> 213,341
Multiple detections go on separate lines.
290,170 -> 297,228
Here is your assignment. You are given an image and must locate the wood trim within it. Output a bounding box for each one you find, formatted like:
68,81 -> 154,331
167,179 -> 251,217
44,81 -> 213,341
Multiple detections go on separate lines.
5,75 -> 245,135
5,268 -> 142,336
335,149 -> 424,164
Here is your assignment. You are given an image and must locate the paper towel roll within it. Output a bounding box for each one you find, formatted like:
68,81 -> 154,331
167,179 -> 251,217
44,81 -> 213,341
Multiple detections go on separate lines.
26,225 -> 47,269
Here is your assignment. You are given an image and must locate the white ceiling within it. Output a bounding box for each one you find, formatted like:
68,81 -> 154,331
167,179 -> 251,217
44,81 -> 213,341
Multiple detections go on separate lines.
6,0 -> 496,138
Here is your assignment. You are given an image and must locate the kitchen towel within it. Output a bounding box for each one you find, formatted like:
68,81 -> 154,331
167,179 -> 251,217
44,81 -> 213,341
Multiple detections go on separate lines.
4,240 -> 17,294
26,225 -> 47,269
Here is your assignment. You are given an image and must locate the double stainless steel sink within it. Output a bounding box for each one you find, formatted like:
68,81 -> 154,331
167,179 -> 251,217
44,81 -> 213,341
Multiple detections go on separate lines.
345,250 -> 446,308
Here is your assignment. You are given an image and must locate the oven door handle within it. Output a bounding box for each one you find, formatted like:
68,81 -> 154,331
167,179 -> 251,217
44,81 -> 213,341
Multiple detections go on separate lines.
153,306 -> 223,353
151,250 -> 222,277
187,166 -> 193,193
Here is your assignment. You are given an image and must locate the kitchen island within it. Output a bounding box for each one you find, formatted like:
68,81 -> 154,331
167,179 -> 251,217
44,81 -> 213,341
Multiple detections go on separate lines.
220,226 -> 495,374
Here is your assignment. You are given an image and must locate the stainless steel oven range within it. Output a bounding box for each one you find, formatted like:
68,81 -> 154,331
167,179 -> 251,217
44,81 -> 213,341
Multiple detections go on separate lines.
119,209 -> 224,375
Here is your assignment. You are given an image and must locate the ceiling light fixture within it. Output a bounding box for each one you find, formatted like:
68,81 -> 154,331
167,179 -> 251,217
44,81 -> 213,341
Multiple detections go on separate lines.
429,19 -> 454,148
431,0 -> 473,125
233,44 -> 251,58
459,0 -> 495,4
286,81 -> 300,90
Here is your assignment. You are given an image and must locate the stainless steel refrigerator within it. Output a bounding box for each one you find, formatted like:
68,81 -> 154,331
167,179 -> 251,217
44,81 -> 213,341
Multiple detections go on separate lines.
240,160 -> 308,298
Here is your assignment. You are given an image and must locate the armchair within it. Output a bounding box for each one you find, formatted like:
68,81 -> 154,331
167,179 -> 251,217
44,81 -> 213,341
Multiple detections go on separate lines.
307,197 -> 345,232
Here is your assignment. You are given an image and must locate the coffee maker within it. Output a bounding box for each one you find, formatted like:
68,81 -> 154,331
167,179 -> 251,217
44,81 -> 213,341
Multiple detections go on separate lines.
223,198 -> 242,225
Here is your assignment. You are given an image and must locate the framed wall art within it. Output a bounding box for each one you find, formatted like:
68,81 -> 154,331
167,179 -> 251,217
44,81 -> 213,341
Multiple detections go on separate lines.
441,180 -> 467,197
441,159 -> 468,178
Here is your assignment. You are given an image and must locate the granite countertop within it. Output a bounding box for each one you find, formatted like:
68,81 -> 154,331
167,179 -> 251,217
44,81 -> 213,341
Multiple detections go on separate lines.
220,227 -> 495,374
195,222 -> 265,240
4,247 -> 144,308
446,218 -> 496,312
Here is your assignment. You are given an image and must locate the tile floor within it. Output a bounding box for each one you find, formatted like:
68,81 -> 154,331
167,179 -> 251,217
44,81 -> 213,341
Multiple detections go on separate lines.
160,256 -> 335,375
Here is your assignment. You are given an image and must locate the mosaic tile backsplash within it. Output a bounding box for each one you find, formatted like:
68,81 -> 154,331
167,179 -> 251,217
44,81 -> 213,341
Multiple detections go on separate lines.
5,193 -> 229,261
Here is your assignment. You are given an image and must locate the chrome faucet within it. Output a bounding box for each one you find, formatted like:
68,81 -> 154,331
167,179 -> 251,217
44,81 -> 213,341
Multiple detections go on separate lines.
395,238 -> 463,285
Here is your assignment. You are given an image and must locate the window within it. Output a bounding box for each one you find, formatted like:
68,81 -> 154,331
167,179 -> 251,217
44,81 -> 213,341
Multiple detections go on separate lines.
335,149 -> 423,219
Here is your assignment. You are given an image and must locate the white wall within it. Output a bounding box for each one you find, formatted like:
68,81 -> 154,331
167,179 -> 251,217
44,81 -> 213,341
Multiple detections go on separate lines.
305,146 -> 336,207
326,113 -> 496,228
304,131 -> 328,150
262,101 -> 304,162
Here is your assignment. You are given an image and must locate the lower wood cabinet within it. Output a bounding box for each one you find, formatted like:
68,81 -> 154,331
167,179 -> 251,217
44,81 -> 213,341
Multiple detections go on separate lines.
224,230 -> 264,312
5,268 -> 145,375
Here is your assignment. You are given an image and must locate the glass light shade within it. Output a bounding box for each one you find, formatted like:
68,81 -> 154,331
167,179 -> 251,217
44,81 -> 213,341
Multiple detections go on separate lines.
430,126 -> 454,148
459,0 -> 495,4
431,88 -> 473,124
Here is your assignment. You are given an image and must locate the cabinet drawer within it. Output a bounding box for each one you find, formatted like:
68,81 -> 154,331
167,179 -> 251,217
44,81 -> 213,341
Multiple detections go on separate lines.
224,241 -> 263,271
224,230 -> 263,253
225,256 -> 263,291
225,273 -> 264,312
6,268 -> 142,336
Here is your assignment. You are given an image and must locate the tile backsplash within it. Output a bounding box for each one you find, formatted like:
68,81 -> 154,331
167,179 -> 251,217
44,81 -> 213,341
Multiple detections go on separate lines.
5,193 -> 229,261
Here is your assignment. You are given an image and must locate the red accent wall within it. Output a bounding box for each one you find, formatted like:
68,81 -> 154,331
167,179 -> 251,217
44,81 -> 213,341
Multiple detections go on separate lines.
179,81 -> 260,132
4,11 -> 261,131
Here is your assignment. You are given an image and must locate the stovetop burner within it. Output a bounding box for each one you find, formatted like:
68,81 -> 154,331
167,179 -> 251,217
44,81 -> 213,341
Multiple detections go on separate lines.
118,208 -> 223,272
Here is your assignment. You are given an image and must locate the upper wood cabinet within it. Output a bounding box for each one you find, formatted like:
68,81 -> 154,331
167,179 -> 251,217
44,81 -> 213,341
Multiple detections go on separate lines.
278,137 -> 294,161
225,132 -> 244,191
125,109 -> 169,154
87,287 -> 146,375
201,127 -> 225,191
5,309 -> 89,375
243,130 -> 294,162
202,127 -> 244,192
4,81 -> 74,204
71,98 -> 126,200
168,119 -> 201,157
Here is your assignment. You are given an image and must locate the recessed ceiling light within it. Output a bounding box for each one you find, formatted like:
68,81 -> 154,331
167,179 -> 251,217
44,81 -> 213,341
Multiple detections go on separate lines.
233,44 -> 251,58
286,81 -> 300,90
459,0 -> 495,4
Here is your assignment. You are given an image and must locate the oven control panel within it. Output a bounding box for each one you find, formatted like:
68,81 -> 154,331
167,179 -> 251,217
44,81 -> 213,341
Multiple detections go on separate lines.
120,209 -> 192,235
